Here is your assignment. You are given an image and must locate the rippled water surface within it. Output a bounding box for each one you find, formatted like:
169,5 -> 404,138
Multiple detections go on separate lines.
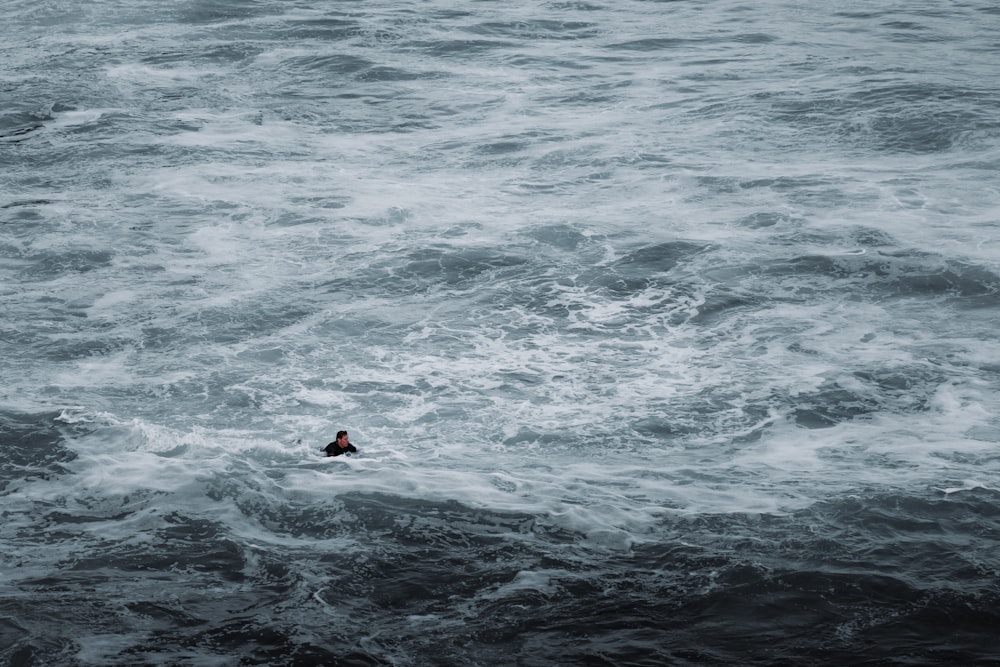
2,1 -> 1000,665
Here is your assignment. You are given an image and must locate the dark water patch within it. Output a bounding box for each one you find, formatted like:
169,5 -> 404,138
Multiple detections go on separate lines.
141,43 -> 264,67
615,240 -> 710,273
375,246 -> 530,291
1,209 -> 45,227
549,1 -> 605,10
4,543 -> 345,665
832,10 -> 894,21
894,259 -> 999,304
853,364 -> 944,395
284,16 -> 357,40
294,86 -> 444,131
0,123 -> 43,142
0,616 -> 29,647
662,390 -> 776,441
527,223 -> 590,250
687,288 -> 759,325
861,108 -> 981,154
191,300 -> 313,345
848,226 -> 897,248
172,0 -> 280,25
176,623 -> 356,666
792,362 -> 944,427
44,508 -> 133,526
501,427 -> 585,448
486,509 -> 996,664
226,491 -> 355,541
452,130 -> 570,167
0,618 -> 33,665
16,248 -> 114,280
814,491 -> 1000,586
416,39 -> 516,57
608,37 -> 700,51
5,486 -> 1000,665
55,512 -> 249,583
783,370 -> 939,429
280,53 -> 373,76
339,493 -> 580,550
737,211 -> 805,229
488,270 -> 592,324
695,173 -> 837,196
467,20 -> 601,41
612,496 -> 1000,662
583,272 -> 652,298
718,175 -> 855,209
470,595 -> 683,665
476,139 -> 528,155
568,241 -> 708,301
891,258 -> 1000,306
309,494 -> 585,637
881,20 -> 956,44
616,151 -> 676,170
0,621 -> 89,667
734,32 -> 776,44
308,313 -> 406,343
268,212 -> 336,230
357,65 -> 433,82
632,415 -> 697,439
504,54 -> 595,72
124,601 -> 213,629
139,323 -> 196,353
766,82 -> 999,154
424,8 -> 475,20
283,195 -> 350,213
882,20 -> 930,31
757,251 -> 1000,305
0,108 -> 52,142
1,198 -> 55,210
669,575 -> 995,665
34,332 -> 136,363
790,385 -> 874,429
0,412 -> 76,494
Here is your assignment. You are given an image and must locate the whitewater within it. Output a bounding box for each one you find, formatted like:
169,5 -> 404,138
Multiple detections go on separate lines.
2,0 -> 999,665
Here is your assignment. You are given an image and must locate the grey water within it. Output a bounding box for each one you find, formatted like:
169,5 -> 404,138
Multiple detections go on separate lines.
2,0 -> 1000,665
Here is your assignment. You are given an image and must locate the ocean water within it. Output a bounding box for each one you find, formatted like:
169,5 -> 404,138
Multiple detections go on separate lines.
2,0 -> 999,665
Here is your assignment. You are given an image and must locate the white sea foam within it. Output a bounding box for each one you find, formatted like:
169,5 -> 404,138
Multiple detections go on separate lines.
3,0 -> 998,549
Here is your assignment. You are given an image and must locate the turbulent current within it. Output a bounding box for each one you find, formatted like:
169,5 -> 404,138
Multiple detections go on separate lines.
2,1 -> 1000,665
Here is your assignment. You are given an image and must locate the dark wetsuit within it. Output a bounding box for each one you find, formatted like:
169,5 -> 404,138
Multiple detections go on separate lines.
325,442 -> 358,457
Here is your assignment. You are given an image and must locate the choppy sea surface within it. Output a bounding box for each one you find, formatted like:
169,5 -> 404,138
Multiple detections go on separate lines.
3,1 -> 1000,665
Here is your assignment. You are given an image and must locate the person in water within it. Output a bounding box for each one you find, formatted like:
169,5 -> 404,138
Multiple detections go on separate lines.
325,430 -> 358,457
